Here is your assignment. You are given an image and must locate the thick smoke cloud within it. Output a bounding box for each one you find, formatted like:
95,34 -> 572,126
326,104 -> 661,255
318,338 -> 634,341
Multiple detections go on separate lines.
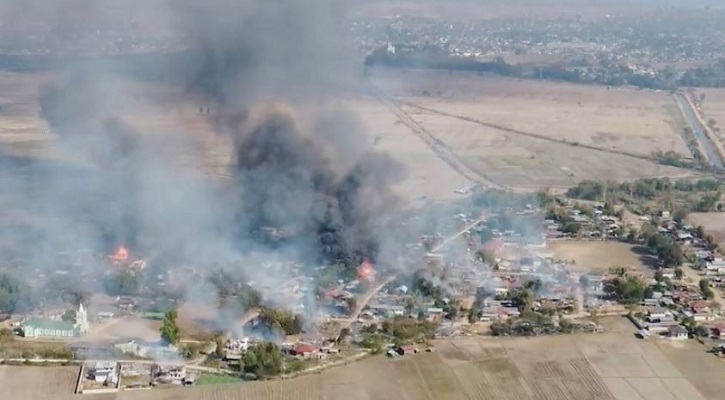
172,0 -> 357,104
24,0 -> 405,309
228,106 -> 403,265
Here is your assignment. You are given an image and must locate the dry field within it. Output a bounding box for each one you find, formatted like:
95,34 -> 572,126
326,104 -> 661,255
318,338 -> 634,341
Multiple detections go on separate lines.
692,88 -> 725,146
0,70 -> 471,206
7,319 -> 725,400
0,366 -> 80,400
547,241 -> 655,273
0,69 -> 702,204
368,70 -> 699,190
689,212 -> 725,247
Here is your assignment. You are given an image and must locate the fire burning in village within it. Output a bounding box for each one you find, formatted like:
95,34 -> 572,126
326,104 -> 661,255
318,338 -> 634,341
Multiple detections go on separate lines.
110,246 -> 130,263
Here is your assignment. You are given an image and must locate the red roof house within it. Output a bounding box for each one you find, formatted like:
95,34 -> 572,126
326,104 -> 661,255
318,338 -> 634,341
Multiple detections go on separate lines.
292,343 -> 319,357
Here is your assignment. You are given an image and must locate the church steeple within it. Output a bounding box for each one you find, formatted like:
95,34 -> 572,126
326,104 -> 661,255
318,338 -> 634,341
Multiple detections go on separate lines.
74,302 -> 89,335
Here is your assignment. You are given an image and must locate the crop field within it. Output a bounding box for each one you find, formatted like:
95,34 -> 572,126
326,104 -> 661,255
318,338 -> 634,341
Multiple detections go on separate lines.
0,366 -> 79,400
6,325 -> 725,400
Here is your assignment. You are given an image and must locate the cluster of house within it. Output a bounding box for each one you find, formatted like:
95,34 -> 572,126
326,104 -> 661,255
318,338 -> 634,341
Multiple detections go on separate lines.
634,280 -> 722,341
220,336 -> 342,367
79,360 -> 197,392
547,200 -> 626,240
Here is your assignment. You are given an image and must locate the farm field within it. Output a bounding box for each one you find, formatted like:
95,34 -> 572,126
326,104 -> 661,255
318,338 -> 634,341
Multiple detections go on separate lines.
7,321 -> 725,400
689,212 -> 725,247
547,241 -> 655,273
0,366 -> 80,400
0,70 -> 470,208
0,69 -> 703,206
367,70 -> 700,191
692,88 -> 725,132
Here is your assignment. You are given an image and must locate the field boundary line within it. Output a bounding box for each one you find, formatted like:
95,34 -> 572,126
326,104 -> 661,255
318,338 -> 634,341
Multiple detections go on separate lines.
369,87 -> 508,191
400,99 -> 706,173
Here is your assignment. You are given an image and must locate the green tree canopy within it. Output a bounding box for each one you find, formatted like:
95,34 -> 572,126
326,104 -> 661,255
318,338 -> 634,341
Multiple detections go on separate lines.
159,309 -> 180,345
242,342 -> 283,378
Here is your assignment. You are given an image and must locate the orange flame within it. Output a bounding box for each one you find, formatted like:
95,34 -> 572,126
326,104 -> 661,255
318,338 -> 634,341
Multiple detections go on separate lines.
358,260 -> 376,282
111,246 -> 130,262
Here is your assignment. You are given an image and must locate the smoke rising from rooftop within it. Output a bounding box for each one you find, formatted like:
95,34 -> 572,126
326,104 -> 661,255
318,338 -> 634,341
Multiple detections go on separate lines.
14,0 -> 406,330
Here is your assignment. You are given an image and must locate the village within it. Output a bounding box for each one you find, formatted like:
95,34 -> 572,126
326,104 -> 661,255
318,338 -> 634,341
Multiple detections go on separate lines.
3,180 -> 725,393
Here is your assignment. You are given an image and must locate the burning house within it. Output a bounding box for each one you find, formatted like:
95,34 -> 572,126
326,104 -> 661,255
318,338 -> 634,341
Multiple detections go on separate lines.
358,260 -> 376,283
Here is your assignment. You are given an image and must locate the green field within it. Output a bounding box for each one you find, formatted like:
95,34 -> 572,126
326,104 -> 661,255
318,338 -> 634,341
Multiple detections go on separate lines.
195,373 -> 244,386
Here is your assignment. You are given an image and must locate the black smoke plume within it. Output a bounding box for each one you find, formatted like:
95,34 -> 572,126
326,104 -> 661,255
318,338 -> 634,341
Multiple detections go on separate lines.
228,106 -> 404,266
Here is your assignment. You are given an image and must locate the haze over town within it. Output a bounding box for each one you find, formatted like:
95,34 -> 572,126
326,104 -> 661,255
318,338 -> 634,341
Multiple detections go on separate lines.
4,1 -> 725,400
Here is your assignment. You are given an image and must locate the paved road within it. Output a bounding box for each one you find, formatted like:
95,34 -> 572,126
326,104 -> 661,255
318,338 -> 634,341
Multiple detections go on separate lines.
674,92 -> 723,170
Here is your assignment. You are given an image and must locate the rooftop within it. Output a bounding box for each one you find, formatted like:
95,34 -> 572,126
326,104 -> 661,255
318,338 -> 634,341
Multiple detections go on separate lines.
23,318 -> 74,331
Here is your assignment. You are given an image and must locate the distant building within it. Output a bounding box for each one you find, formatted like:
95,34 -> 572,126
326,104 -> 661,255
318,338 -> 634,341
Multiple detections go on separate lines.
22,303 -> 89,339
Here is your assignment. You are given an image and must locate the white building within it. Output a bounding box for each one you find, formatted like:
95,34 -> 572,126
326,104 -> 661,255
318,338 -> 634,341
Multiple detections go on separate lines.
667,325 -> 688,340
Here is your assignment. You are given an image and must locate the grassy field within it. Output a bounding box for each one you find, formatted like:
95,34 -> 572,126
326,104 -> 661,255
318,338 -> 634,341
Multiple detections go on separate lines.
5,317 -> 725,400
195,373 -> 244,386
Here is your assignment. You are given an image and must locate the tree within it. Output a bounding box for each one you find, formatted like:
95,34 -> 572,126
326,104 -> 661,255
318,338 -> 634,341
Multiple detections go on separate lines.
695,324 -> 710,337
242,342 -> 283,378
0,272 -> 34,314
654,270 -> 664,282
103,270 -> 141,296
337,327 -> 351,344
61,309 -> 76,322
610,276 -> 646,304
696,225 -> 706,239
214,334 -> 225,358
0,327 -> 12,343
159,310 -> 180,345
579,275 -> 590,289
515,289 -> 534,312
675,268 -> 684,280
345,297 -> 358,313
258,307 -> 303,335
467,308 -> 480,323
360,334 -> 384,354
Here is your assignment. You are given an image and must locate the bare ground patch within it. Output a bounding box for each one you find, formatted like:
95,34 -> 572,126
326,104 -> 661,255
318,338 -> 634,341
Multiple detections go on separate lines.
547,241 -> 653,272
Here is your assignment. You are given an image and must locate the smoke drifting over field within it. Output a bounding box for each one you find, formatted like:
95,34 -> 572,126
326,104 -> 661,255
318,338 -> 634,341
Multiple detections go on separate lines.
22,0 -> 405,313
